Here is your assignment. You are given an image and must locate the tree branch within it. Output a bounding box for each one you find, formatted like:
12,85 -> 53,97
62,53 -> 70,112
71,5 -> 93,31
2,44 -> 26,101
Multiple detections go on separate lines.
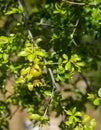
71,18 -> 79,46
62,0 -> 85,5
62,0 -> 101,8
79,72 -> 91,93
18,0 -> 34,43
17,0 -> 57,129
8,106 -> 20,120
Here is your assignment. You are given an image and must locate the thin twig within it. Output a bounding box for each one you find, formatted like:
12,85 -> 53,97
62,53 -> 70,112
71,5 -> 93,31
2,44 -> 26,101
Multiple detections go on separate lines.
71,19 -> 79,46
62,0 -> 85,5
47,62 -> 58,65
17,0 -> 57,90
43,58 -> 57,90
18,0 -> 34,43
29,22 -> 54,27
8,106 -> 20,120
17,1 -> 57,129
28,22 -> 81,29
38,87 -> 55,130
72,19 -> 79,36
79,72 -> 91,93
62,0 -> 97,6
44,88 -> 55,117
62,0 -> 101,8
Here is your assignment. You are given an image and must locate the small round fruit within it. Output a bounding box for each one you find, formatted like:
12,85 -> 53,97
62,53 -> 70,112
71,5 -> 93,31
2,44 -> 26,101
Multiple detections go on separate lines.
30,64 -> 42,78
33,79 -> 42,87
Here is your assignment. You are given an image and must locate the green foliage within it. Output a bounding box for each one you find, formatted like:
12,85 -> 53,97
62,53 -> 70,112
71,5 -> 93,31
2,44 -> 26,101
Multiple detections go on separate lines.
0,101 -> 10,130
88,88 -> 101,106
65,107 -> 96,130
0,0 -> 101,129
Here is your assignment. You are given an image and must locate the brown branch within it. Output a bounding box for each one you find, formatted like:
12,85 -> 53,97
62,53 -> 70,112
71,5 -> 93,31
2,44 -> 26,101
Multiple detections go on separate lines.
43,86 -> 56,118
17,0 -> 57,89
17,1 -> 57,129
8,106 -> 20,120
62,0 -> 85,5
79,72 -> 91,93
62,0 -> 101,8
72,19 -> 79,36
18,0 -> 34,44
71,18 -> 79,46
43,58 -> 57,90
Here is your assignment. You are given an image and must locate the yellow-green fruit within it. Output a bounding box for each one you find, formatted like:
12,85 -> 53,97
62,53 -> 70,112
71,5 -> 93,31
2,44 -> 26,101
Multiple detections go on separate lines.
30,64 -> 42,78
33,79 -> 42,87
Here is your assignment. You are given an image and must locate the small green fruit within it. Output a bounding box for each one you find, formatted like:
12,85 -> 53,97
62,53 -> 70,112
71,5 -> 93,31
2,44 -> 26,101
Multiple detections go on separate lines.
30,64 -> 42,78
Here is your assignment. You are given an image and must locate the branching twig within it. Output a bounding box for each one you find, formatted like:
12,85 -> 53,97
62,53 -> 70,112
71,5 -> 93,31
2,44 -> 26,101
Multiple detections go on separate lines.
79,72 -> 91,93
72,19 -> 79,36
43,58 -> 57,90
62,0 -> 97,6
30,22 -> 54,27
44,88 -> 55,117
38,87 -> 55,130
62,0 -> 101,8
62,0 -> 85,5
17,0 -> 57,129
71,19 -> 79,46
18,0 -> 34,43
8,106 -> 20,120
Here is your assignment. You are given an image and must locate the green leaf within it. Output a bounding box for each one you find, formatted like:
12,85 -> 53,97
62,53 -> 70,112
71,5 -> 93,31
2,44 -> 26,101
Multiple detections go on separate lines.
3,53 -> 8,61
54,3 -> 66,14
51,33 -> 58,40
63,54 -> 68,61
20,67 -> 30,76
18,51 -> 30,56
0,54 -> 3,59
27,107 -> 34,113
27,54 -> 34,62
76,62 -> 85,67
53,10 -> 60,14
35,51 -> 44,57
5,7 -> 23,15
15,77 -> 25,84
5,8 -> 18,15
55,3 -> 61,11
98,88 -> 101,97
35,38 -> 42,44
58,65 -> 65,74
34,58 -> 40,64
71,54 -> 80,62
93,98 -> 101,106
72,107 -> 76,114
56,74 -> 65,82
65,62 -> 71,70
28,83 -> 33,91
29,114 -> 40,120
74,116 -> 81,123
0,36 -> 9,44
68,116 -> 74,124
65,121 -> 70,126
2,53 -> 9,63
58,58 -> 62,64
66,110 -> 72,116
75,126 -> 83,130
44,91 -> 51,96
90,119 -> 96,129
82,115 -> 90,123
40,116 -> 48,121
27,73 -> 33,81
75,112 -> 81,117
87,94 -> 95,99
83,125 -> 89,130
